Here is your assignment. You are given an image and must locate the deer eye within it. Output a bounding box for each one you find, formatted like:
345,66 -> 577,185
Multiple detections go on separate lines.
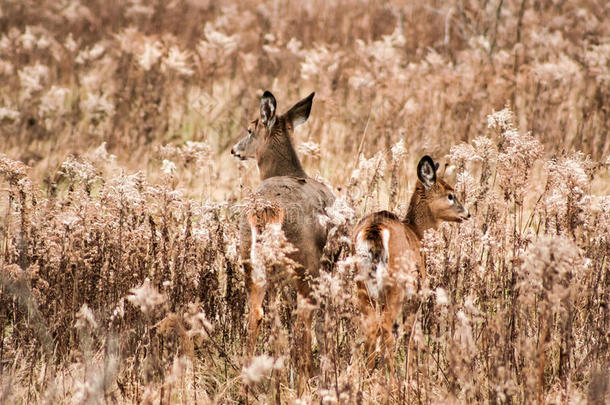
247,128 -> 252,135
448,193 -> 454,202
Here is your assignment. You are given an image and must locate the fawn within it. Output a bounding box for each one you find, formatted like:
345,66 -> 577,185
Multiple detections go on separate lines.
352,155 -> 470,372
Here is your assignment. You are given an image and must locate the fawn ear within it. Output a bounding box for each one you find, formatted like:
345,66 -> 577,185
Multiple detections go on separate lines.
439,162 -> 448,178
417,155 -> 437,189
285,92 -> 314,128
260,91 -> 277,128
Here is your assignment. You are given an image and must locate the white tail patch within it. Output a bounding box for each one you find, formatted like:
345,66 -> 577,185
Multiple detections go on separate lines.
376,228 -> 390,293
355,228 -> 390,301
249,224 -> 266,287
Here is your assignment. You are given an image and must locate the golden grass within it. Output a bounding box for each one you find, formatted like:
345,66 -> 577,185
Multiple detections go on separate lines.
0,0 -> 608,403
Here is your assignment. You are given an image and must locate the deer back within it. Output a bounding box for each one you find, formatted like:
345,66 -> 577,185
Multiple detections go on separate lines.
239,176 -> 334,291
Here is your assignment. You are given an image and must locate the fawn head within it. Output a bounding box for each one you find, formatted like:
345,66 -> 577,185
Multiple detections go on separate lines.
409,156 -> 470,228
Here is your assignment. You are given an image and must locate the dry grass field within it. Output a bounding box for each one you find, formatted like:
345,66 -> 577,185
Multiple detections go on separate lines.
0,0 -> 609,403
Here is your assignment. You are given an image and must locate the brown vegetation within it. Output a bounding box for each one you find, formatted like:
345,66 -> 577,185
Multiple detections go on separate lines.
0,0 -> 608,403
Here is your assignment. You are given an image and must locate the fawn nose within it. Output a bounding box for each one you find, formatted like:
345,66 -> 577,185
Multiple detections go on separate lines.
230,147 -> 235,155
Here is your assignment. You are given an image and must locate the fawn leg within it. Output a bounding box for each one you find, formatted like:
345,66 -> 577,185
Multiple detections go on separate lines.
357,281 -> 380,372
380,284 -> 404,375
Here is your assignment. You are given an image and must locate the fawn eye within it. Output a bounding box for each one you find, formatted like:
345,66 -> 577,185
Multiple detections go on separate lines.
247,128 -> 252,135
448,193 -> 454,202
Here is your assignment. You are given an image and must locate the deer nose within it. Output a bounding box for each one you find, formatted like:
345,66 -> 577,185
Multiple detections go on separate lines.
230,148 -> 235,155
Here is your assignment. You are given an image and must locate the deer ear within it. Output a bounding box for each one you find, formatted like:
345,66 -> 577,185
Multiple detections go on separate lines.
417,155 -> 437,189
260,91 -> 277,128
285,92 -> 314,128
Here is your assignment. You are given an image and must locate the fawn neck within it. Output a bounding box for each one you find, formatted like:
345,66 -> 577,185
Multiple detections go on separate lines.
403,186 -> 438,240
258,120 -> 308,181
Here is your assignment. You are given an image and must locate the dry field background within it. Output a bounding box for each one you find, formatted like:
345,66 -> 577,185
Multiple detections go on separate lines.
0,0 -> 609,403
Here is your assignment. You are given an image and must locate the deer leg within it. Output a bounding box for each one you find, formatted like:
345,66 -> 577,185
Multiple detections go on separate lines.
294,293 -> 315,394
246,270 -> 266,358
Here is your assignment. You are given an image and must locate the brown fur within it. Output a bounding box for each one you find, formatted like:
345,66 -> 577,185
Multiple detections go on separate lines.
352,156 -> 469,372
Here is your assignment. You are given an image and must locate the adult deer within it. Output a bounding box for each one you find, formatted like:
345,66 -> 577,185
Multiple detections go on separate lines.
231,91 -> 334,387
352,155 -> 470,372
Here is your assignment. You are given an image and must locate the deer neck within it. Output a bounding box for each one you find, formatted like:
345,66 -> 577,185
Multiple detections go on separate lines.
258,132 -> 307,181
